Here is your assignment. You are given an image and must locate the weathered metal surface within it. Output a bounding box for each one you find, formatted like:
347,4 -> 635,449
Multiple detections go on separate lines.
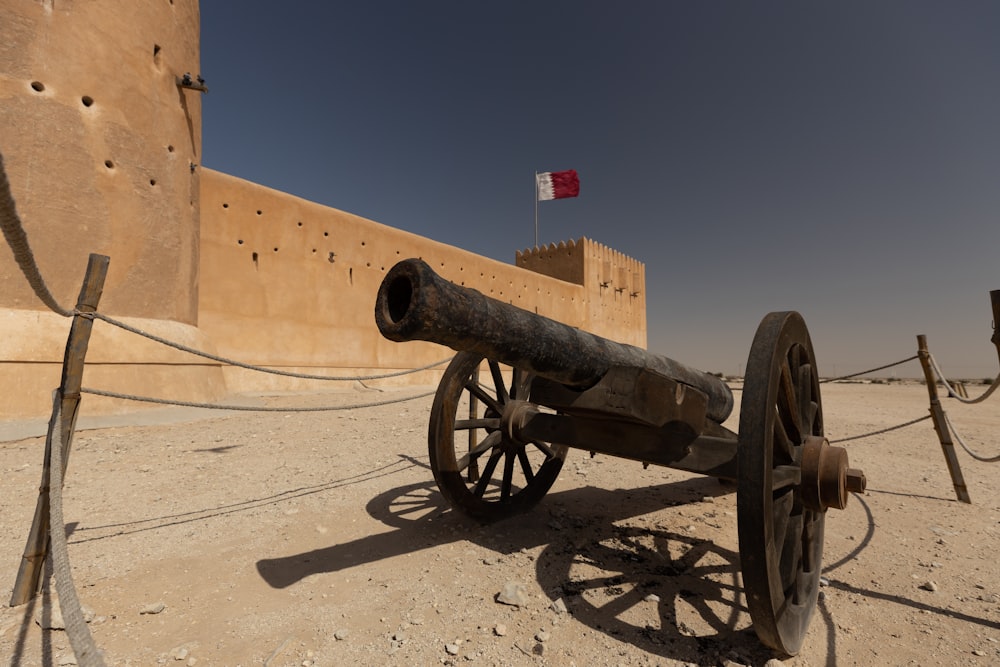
528,366 -> 709,429
799,435 -> 865,512
375,258 -> 734,423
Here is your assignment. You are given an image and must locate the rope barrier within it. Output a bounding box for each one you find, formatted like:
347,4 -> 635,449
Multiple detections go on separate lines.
819,355 -> 919,383
829,415 -> 931,444
927,353 -> 1000,405
0,153 -> 73,317
48,397 -> 107,667
81,386 -> 437,411
87,311 -> 453,381
941,411 -> 1000,463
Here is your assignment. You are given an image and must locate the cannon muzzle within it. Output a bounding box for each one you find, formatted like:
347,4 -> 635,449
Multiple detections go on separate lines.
375,258 -> 734,423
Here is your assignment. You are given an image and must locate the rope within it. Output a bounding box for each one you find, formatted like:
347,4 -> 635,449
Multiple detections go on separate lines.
0,153 -> 73,317
48,397 -> 107,667
87,311 -> 452,381
81,386 -> 436,411
942,411 -> 1000,462
927,353 -> 1000,405
820,355 -> 919,383
829,415 -> 931,443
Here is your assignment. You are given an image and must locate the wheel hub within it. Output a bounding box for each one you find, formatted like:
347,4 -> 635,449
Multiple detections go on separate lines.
799,435 -> 866,511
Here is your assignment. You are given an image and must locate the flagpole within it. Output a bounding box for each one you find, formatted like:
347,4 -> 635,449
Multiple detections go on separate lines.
534,171 -> 539,248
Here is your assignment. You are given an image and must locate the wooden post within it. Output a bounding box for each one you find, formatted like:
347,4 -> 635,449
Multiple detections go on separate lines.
9,254 -> 110,606
990,290 -> 1000,368
916,334 -> 971,504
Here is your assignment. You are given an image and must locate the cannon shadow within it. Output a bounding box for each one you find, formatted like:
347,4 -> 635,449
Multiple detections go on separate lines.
256,467 -> 781,662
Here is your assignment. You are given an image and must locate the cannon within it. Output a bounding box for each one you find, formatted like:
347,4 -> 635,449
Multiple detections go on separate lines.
375,258 -> 866,655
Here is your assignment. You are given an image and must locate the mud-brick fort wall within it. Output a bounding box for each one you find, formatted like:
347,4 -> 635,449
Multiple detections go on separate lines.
0,0 -> 647,419
198,170 -> 646,392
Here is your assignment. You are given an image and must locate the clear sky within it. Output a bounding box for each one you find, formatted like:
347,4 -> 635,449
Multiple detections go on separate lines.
200,2 -> 1000,379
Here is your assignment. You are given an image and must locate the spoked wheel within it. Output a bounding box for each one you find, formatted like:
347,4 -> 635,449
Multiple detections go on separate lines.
737,311 -> 825,656
428,351 -> 568,523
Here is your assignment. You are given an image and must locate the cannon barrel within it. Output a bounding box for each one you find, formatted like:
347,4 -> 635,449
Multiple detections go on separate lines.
375,258 -> 734,423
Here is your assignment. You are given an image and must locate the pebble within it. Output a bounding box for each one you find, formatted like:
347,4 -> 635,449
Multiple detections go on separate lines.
334,629 -> 349,640
171,647 -> 189,660
536,630 -> 550,642
643,593 -> 660,603
973,649 -> 986,656
496,581 -> 530,607
445,643 -> 460,655
551,598 -> 567,614
919,581 -> 938,592
494,623 -> 507,636
57,656 -> 76,666
140,602 -> 166,615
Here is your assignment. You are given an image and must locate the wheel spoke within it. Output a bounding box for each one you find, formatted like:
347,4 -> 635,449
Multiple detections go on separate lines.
456,431 -> 501,473
516,448 -> 535,483
455,418 -> 500,431
772,464 -> 801,491
779,362 -> 803,442
473,448 -> 503,498
780,510 -> 804,601
500,450 -> 516,501
466,379 -> 502,414
772,410 -> 796,463
771,490 -> 794,553
797,362 -> 813,431
511,367 -> 528,400
529,439 -> 558,460
489,360 -> 509,404
801,511 -> 819,574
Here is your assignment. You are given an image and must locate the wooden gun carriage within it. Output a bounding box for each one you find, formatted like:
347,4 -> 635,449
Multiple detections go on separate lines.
375,258 -> 866,655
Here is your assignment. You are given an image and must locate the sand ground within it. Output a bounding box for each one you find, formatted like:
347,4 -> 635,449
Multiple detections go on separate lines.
1,380 -> 998,666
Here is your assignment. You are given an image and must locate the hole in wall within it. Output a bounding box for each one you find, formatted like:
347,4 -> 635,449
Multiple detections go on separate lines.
323,232 -> 329,237
104,160 -> 114,169
237,239 -> 243,245
30,81 -> 44,92
222,203 -> 229,208
81,96 -> 93,107
297,221 -> 303,227
153,44 -> 161,58
167,145 -> 175,153
256,210 -> 262,215
273,247 -> 279,252
252,252 -> 258,268
149,179 -> 157,186
349,268 -> 353,284
361,241 -> 366,246
328,252 -> 336,263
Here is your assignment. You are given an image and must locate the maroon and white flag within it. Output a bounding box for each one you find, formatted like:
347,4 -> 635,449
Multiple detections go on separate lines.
536,169 -> 580,201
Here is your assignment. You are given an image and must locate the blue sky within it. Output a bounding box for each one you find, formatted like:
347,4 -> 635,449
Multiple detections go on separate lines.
200,2 -> 1000,378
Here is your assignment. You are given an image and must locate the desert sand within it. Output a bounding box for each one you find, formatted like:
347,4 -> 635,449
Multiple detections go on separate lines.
1,380 -> 998,666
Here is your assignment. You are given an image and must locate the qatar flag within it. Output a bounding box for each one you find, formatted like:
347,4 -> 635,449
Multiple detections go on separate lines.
536,169 -> 580,201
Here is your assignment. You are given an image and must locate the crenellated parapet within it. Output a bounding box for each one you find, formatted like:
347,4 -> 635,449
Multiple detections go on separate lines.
516,237 -> 646,347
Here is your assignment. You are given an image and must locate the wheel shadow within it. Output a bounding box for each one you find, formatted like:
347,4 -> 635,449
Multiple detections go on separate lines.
256,465 -> 776,663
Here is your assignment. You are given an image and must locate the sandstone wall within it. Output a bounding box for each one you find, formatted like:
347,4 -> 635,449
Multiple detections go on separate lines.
0,0 -> 225,419
197,169 -> 647,392
0,0 -> 647,421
